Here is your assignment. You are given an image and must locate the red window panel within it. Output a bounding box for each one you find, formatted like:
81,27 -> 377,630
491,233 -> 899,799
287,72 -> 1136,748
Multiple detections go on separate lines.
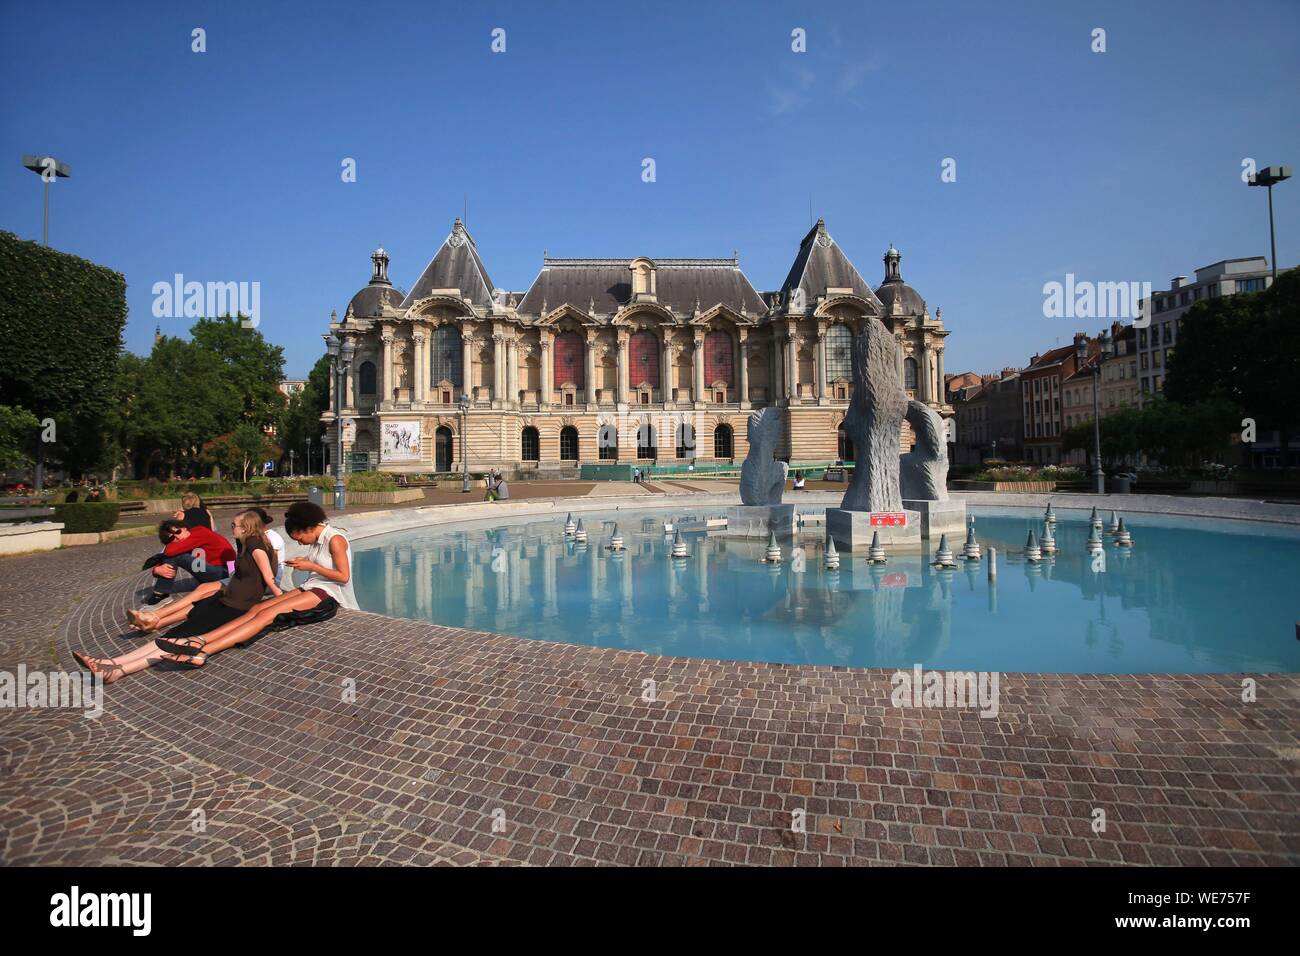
629,330 -> 659,389
554,331 -> 584,388
703,331 -> 734,388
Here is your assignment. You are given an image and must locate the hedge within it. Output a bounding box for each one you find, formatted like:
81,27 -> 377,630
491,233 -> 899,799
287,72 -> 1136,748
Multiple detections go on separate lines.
0,231 -> 126,440
53,502 -> 121,533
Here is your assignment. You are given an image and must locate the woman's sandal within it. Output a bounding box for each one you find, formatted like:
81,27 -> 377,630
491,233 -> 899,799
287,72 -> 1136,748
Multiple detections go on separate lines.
72,651 -> 127,684
155,636 -> 207,667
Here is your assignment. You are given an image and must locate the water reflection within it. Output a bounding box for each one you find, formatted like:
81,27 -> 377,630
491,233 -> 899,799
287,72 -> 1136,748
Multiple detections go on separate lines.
350,511 -> 1300,673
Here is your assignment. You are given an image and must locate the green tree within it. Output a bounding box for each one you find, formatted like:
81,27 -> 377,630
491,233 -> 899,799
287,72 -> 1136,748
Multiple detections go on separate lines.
189,315 -> 287,429
277,354 -> 330,472
0,404 -> 40,472
0,231 -> 127,484
1165,268 -> 1300,470
206,423 -> 276,482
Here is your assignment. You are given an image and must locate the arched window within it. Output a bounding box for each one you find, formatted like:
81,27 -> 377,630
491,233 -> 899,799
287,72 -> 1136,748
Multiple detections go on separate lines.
358,361 -> 377,395
629,330 -> 659,388
598,424 -> 618,461
676,422 -> 695,459
521,426 -> 539,462
703,330 -> 734,387
554,331 -> 584,388
430,326 -> 463,388
713,424 -> 733,460
825,324 -> 853,382
904,357 -> 918,390
637,423 -> 656,460
559,426 -> 579,461
838,426 -> 855,463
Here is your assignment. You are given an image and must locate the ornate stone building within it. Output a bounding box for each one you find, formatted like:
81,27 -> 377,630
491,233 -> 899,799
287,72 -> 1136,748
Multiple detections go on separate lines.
322,219 -> 951,474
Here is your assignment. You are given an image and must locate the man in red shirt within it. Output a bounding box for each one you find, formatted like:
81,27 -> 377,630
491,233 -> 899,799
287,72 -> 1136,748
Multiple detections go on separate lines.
147,519 -> 235,604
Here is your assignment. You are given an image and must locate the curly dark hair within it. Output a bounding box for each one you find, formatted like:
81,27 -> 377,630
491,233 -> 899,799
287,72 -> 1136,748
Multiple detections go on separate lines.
283,501 -> 328,535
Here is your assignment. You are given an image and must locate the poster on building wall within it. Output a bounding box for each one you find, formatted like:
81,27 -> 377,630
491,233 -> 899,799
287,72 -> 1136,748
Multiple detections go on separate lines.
381,421 -> 422,462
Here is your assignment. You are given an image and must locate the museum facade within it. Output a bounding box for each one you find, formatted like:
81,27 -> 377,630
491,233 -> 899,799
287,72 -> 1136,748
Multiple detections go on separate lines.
322,218 -> 952,474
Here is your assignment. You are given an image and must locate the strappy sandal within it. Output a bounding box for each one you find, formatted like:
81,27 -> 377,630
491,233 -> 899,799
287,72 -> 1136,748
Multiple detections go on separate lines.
155,636 -> 207,667
72,652 -> 126,684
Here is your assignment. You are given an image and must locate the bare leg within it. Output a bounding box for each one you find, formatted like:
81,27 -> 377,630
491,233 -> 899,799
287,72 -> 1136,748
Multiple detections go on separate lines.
199,591 -> 321,656
163,589 -> 306,648
129,580 -> 221,630
74,641 -> 173,684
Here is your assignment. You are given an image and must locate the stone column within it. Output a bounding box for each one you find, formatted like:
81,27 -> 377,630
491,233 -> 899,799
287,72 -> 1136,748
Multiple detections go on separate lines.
786,321 -> 798,401
538,330 -> 553,405
493,333 -> 505,403
815,325 -> 827,401
381,332 -> 394,405
412,328 -> 427,403
692,331 -> 705,404
540,331 -> 552,405
936,346 -> 946,404
662,333 -> 673,403
506,336 -> 518,406
616,332 -> 629,404
773,330 -> 784,403
584,331 -> 597,405
919,344 -> 931,403
737,329 -> 749,406
460,325 -> 473,401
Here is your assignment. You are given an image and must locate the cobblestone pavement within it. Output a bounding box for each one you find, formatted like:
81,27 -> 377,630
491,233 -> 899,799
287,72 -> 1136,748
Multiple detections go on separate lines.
1,536 -> 1297,866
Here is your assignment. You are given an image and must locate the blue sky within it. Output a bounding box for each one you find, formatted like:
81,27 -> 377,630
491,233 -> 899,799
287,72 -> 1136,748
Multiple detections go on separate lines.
2,0 -> 1297,377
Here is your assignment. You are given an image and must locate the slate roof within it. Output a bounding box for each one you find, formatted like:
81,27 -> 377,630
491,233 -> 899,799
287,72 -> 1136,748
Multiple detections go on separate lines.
515,258 -> 768,317
398,219 -> 496,310
779,219 -> 882,310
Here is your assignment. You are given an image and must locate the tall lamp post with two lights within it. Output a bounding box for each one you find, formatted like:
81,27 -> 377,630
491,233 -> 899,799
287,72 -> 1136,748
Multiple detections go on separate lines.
1247,165 -> 1291,282
1075,327 -> 1113,495
326,333 -> 355,510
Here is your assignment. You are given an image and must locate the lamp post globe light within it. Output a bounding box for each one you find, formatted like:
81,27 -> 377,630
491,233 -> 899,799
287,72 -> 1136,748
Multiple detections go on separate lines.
458,392 -> 471,493
1248,165 -> 1291,283
1076,328 -> 1113,495
21,154 -> 70,247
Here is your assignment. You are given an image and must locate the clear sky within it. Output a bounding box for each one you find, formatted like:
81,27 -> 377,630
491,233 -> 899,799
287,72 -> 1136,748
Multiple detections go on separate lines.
2,0 -> 1297,377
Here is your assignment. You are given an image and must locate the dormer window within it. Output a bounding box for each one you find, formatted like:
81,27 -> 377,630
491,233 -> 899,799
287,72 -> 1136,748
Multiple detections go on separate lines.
630,258 -> 657,301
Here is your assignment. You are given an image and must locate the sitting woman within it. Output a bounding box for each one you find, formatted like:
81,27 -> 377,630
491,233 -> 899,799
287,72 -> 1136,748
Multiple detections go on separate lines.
76,510 -> 283,682
77,502 -> 357,680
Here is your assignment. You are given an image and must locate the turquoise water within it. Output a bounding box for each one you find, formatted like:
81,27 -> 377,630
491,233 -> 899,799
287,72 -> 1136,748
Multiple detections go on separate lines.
351,509 -> 1300,673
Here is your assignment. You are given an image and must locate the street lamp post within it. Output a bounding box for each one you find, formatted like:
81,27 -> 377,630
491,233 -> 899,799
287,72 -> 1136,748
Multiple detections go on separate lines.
22,155 -> 71,247
1076,328 -> 1113,495
305,436 -> 312,476
1248,166 -> 1292,283
326,334 -> 355,511
459,392 -> 471,493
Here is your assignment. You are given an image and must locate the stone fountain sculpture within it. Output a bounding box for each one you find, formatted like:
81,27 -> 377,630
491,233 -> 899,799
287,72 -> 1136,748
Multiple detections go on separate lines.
828,316 -> 963,549
900,400 -> 949,501
839,317 -> 907,513
739,407 -> 788,506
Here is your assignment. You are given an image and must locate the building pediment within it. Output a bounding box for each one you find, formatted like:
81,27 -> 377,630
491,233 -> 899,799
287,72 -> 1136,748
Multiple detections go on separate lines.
614,302 -> 676,326
536,303 -> 597,327
405,294 -> 477,319
815,293 -> 882,318
690,303 -> 755,327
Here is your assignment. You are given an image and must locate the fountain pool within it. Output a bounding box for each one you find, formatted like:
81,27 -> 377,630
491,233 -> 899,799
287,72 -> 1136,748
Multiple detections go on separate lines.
350,507 -> 1300,674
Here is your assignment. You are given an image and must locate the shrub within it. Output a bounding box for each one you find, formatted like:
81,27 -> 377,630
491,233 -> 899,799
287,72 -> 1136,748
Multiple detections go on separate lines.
345,471 -> 400,492
53,502 -> 120,534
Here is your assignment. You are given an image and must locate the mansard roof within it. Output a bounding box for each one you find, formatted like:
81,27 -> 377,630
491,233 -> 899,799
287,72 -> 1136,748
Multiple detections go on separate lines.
779,219 -> 882,309
399,219 -> 496,311
515,257 -> 768,318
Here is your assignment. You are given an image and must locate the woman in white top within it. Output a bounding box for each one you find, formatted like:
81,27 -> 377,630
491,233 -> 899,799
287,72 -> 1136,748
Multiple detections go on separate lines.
153,502 -> 356,667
